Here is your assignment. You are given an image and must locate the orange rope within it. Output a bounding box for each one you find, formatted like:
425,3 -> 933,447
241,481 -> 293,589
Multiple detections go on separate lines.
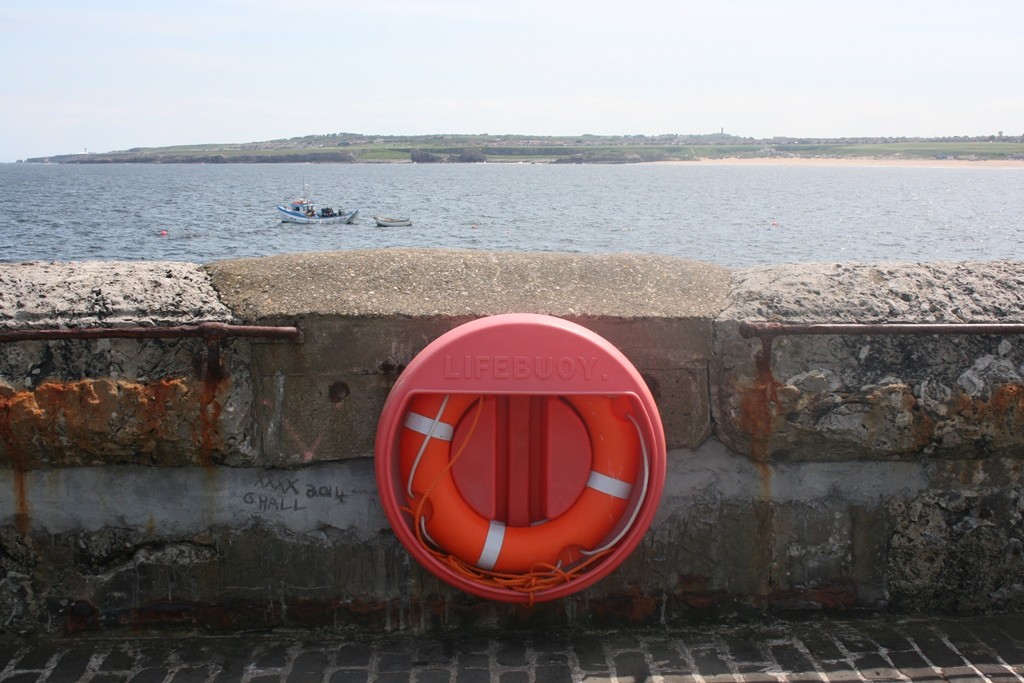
404,395 -> 613,605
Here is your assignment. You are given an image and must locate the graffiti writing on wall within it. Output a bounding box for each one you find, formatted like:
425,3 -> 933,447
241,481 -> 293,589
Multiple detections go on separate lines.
242,472 -> 347,514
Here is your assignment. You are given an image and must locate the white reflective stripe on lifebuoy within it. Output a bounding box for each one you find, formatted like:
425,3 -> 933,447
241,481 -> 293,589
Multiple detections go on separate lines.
476,520 -> 506,570
404,411 -> 454,441
419,516 -> 439,548
405,396 -> 454,499
586,470 -> 633,500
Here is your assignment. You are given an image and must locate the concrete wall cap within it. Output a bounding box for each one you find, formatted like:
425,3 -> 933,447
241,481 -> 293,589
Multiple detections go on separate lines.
204,248 -> 733,320
720,260 -> 1024,323
0,260 -> 235,329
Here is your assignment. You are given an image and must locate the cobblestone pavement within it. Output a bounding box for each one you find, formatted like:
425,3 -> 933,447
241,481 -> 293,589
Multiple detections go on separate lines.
2,614 -> 1023,682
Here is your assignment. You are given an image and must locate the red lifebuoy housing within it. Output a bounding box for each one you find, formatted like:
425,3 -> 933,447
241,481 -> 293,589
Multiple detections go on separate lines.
375,313 -> 666,603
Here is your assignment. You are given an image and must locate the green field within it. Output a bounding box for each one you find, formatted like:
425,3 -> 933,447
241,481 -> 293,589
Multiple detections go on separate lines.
770,141 -> 1024,160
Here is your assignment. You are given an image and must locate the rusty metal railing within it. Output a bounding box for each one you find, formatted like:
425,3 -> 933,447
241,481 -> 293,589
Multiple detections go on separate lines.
740,321 -> 1024,340
0,322 -> 302,343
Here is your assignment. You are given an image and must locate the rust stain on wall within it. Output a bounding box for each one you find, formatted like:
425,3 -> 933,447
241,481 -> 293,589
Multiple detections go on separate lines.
12,468 -> 29,533
198,384 -> 223,467
902,390 -> 937,451
763,579 -> 858,610
197,342 -> 228,467
947,383 -> 1024,453
0,377 -> 225,468
976,384 -> 1024,438
0,390 -> 31,533
737,337 -> 780,496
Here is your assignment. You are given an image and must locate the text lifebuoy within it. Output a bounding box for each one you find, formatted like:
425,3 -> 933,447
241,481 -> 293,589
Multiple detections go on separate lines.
399,393 -> 644,574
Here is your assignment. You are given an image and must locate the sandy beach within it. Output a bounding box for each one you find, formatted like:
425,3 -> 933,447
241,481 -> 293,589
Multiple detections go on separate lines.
658,157 -> 1024,168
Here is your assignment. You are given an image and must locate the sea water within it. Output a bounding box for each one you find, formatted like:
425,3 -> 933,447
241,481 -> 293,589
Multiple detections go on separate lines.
1,162 -> 1022,267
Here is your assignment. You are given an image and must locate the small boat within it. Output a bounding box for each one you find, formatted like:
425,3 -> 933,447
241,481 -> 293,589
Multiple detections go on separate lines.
277,198 -> 359,224
374,216 -> 412,227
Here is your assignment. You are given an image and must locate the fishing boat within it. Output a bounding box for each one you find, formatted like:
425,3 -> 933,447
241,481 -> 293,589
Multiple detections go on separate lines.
373,216 -> 412,227
276,198 -> 359,224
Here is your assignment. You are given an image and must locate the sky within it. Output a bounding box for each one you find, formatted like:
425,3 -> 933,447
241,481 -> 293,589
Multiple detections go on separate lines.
2,0 -> 1022,162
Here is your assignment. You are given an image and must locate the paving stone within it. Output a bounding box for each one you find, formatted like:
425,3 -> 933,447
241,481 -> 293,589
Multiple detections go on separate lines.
970,623 -> 1024,665
375,650 -> 414,673
975,662 -> 1024,679
534,663 -> 573,680
47,649 -> 94,683
861,622 -> 914,651
12,645 -> 56,672
852,651 -> 903,680
209,658 -> 250,683
785,674 -> 831,682
813,660 -> 859,679
941,673 -> 984,683
451,636 -> 489,657
768,643 -> 817,675
830,626 -> 879,656
690,647 -> 735,677
251,643 -> 292,669
571,638 -> 607,671
333,644 -> 373,669
817,670 -> 868,683
90,675 -> 135,683
456,652 -> 488,670
612,650 -> 650,679
287,650 -> 328,682
454,668 -> 490,683
0,642 -> 22,668
727,674 -> 776,683
11,675 -> 47,683
168,667 -> 215,683
127,668 -> 171,683
497,672 -> 529,683
0,615 -> 1022,682
721,632 -> 768,664
735,662 -> 774,676
910,635 -> 970,668
532,646 -> 569,667
375,673 -> 411,683
413,642 -> 453,668
493,641 -> 528,668
791,631 -> 846,662
96,646 -> 136,672
415,669 -> 454,683
645,639 -> 692,674
886,648 -> 933,668
984,672 -> 1024,683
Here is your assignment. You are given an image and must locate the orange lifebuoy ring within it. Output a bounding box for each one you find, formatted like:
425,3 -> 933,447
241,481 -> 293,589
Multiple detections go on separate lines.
399,392 -> 643,574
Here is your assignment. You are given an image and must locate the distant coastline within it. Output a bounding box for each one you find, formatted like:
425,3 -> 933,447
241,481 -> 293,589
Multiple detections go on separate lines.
20,132 -> 1024,165
658,157 -> 1024,168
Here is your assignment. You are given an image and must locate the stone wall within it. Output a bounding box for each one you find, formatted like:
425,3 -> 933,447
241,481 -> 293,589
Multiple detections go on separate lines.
1,251 -> 1022,634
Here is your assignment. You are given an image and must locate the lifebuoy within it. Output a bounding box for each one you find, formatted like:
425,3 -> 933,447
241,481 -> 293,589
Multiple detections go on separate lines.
399,392 -> 644,574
